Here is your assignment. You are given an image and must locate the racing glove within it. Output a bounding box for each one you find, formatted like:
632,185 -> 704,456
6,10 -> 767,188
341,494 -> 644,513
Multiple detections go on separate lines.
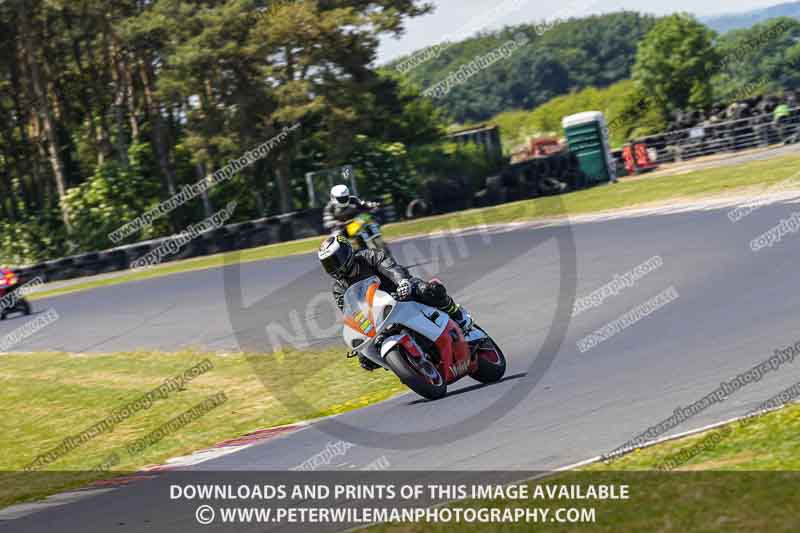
396,278 -> 415,300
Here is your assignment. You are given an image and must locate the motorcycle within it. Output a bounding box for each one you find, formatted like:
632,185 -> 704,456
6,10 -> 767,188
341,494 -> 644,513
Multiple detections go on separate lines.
341,275 -> 506,400
343,212 -> 393,257
0,271 -> 32,320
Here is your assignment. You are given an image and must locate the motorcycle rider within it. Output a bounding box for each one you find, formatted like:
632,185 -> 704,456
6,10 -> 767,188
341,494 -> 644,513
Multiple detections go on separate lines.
0,266 -> 17,291
318,235 -> 473,371
322,184 -> 380,235
0,266 -> 20,309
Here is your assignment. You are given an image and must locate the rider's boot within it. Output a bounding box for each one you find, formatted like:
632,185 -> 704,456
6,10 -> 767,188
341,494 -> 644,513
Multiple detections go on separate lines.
443,300 -> 473,332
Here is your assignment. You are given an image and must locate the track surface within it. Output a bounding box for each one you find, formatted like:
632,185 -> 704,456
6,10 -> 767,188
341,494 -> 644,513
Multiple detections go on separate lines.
6,193 -> 800,531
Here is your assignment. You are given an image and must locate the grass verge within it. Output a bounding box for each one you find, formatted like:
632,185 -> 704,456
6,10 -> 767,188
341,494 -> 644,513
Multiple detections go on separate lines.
30,152 -> 800,301
366,402 -> 800,532
0,349 -> 406,508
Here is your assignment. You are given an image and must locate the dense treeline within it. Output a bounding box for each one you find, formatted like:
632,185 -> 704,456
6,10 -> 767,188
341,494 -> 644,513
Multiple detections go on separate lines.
714,18 -> 800,101
0,0 -> 472,264
4,2 -> 799,265
482,17 -> 800,151
388,12 -> 658,124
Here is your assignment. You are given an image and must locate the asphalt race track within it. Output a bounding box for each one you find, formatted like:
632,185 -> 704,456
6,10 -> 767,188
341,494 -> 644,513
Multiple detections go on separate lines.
6,193 -> 800,531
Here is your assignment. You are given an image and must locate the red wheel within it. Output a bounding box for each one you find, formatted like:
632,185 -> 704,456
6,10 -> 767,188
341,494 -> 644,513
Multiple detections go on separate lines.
470,329 -> 506,384
385,347 -> 447,400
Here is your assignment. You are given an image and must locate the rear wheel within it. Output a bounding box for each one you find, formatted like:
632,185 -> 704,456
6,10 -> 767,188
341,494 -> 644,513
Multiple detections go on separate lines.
470,329 -> 506,384
385,347 -> 446,400
19,299 -> 31,316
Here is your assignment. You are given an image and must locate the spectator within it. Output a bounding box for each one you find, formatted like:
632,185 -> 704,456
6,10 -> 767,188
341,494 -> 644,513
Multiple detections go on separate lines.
774,103 -> 792,141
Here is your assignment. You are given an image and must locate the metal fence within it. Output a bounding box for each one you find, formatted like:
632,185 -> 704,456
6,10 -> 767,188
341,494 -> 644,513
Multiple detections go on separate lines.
11,205 -> 405,285
630,106 -> 800,166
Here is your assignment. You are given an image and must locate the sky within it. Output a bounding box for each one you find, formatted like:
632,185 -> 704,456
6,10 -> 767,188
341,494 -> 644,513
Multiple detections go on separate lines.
377,0 -> 791,64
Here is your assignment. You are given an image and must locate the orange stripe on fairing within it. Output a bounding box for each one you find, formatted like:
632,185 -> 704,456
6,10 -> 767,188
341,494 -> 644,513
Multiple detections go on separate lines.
343,282 -> 381,338
366,283 -> 379,306
366,282 -> 379,324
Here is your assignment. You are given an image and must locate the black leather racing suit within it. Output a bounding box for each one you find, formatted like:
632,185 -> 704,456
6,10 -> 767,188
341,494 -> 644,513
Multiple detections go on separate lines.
332,249 -> 456,317
332,249 -> 462,371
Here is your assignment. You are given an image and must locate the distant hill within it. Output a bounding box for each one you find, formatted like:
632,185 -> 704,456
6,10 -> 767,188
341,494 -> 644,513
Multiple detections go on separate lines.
701,1 -> 800,33
386,12 -> 656,124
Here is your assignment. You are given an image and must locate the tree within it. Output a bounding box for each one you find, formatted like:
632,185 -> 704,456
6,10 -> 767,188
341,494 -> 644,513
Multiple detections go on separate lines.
712,18 -> 800,100
392,12 -> 656,123
247,0 -> 433,213
17,1 -> 72,232
0,0 -> 438,262
632,13 -> 721,119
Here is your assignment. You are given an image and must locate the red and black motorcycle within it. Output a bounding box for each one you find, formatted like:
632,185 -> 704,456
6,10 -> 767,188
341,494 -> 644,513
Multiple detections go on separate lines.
341,276 -> 506,400
0,270 -> 32,320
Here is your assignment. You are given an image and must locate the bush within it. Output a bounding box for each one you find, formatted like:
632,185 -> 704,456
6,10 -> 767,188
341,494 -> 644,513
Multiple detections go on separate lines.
489,80 -> 667,150
62,142 -> 164,251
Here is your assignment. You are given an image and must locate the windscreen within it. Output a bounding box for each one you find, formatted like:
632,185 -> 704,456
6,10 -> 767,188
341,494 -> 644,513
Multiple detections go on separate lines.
342,276 -> 380,337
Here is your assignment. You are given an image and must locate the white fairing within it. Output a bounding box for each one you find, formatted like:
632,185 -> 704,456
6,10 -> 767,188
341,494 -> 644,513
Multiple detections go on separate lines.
379,334 -> 410,359
341,276 -> 454,369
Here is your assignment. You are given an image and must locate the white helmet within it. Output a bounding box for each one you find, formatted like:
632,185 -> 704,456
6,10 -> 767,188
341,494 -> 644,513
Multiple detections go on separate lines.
331,184 -> 350,206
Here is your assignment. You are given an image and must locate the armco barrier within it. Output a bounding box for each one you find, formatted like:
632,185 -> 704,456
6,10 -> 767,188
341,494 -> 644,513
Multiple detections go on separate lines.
8,150 -> 583,285
11,208 -> 326,284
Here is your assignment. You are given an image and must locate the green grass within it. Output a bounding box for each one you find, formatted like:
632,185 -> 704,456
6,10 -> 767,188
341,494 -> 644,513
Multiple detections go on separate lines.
587,402 -> 800,471
0,349 -> 407,508
30,152 -> 800,301
366,403 -> 800,532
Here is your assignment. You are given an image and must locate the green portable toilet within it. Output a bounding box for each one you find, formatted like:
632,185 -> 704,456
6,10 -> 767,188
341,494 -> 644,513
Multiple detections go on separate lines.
562,111 -> 617,185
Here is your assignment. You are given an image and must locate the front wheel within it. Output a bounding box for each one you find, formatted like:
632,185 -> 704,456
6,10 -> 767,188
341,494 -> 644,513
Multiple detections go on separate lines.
385,347 -> 447,400
470,329 -> 507,384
